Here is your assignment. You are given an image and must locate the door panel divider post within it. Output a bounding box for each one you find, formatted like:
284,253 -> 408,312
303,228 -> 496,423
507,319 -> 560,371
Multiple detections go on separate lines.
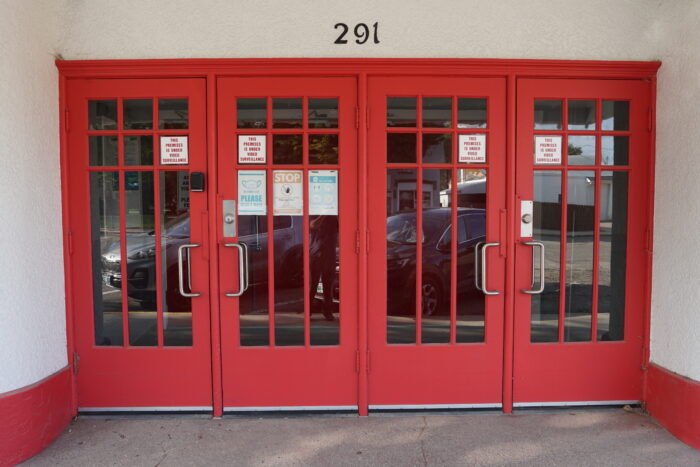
358,72 -> 369,416
503,73 -> 516,414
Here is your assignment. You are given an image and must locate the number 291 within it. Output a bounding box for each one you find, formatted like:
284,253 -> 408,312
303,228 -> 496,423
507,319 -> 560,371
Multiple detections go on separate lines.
334,22 -> 380,45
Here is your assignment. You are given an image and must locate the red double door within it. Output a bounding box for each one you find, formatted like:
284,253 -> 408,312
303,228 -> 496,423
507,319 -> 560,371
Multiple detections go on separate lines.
68,75 -> 650,412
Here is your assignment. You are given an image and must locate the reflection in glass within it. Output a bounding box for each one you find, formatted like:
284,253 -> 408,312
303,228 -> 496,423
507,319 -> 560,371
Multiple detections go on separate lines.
89,135 -> 118,166
125,171 -> 157,346
531,171 -> 562,342
124,135 -> 153,166
309,98 -> 338,128
602,136 -> 629,166
456,169 -> 487,343
89,100 -> 117,130
273,98 -> 302,128
387,133 -> 416,163
273,134 -> 303,164
564,171 -> 595,342
386,169 -> 417,344
309,134 -> 339,164
598,172 -> 627,341
568,100 -> 596,130
458,98 -> 487,128
387,97 -> 416,127
421,169 -> 452,344
239,215 -> 270,346
237,98 -> 267,128
534,100 -> 562,130
602,101 -> 629,131
124,99 -> 153,130
568,135 -> 596,165
423,97 -> 452,128
274,215 -> 305,346
422,134 -> 451,164
161,171 -> 192,346
310,215 -> 340,345
159,99 -> 188,129
90,172 -> 122,346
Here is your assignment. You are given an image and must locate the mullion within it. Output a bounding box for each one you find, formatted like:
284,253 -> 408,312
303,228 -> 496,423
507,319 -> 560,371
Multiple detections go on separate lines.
449,95 -> 458,345
303,98 -> 311,347
153,168 -> 164,347
557,99 -> 569,343
415,96 -> 423,345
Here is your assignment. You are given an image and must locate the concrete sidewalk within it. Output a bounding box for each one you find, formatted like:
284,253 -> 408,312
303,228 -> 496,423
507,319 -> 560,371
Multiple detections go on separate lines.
22,409 -> 699,466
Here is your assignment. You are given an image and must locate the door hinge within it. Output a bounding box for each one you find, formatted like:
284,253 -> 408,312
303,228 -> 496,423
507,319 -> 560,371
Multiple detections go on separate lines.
355,107 -> 360,129
67,231 -> 74,255
64,109 -> 70,132
72,352 -> 80,375
355,230 -> 360,254
648,107 -> 653,132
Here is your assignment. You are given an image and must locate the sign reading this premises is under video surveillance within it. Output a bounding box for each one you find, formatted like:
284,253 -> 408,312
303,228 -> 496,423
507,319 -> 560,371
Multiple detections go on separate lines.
160,136 -> 188,164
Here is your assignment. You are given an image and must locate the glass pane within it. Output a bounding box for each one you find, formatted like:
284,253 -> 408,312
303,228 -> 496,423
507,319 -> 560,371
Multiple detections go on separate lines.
161,171 -> 192,346
124,135 -> 153,166
309,215 -> 340,345
273,134 -> 303,164
274,215 -> 305,346
564,171 -> 595,342
423,97 -> 452,128
568,100 -> 596,130
88,100 -> 117,130
387,133 -> 416,163
456,169 -> 487,343
125,171 -> 157,346
531,171 -> 562,342
602,136 -> 629,166
124,99 -> 152,130
386,169 -> 417,344
422,134 -> 451,164
602,101 -> 629,131
90,172 -> 122,346
309,98 -> 338,128
159,99 -> 188,129
272,98 -> 302,128
568,135 -> 596,165
89,135 -> 118,166
598,171 -> 627,341
421,169 -> 452,344
387,97 -> 416,127
534,100 -> 562,130
239,215 -> 270,346
457,98 -> 487,128
309,134 -> 339,164
237,98 -> 267,129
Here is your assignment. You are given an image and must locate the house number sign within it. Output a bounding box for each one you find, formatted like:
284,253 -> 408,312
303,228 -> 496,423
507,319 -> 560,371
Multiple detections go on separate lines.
334,22 -> 380,44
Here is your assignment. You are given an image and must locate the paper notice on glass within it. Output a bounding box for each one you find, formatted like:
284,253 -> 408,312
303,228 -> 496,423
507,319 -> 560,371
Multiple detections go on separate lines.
458,134 -> 487,163
309,170 -> 338,215
160,136 -> 189,164
238,135 -> 266,164
534,135 -> 562,164
237,170 -> 267,215
273,170 -> 303,215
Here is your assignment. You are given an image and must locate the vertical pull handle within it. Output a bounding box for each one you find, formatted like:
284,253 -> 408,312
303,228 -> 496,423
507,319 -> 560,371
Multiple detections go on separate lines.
481,242 -> 500,296
522,241 -> 545,294
474,241 -> 484,292
178,244 -> 201,298
224,242 -> 249,297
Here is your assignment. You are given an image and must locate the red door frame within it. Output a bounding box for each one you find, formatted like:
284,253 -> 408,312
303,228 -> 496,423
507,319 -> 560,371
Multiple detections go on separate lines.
58,59 -> 660,417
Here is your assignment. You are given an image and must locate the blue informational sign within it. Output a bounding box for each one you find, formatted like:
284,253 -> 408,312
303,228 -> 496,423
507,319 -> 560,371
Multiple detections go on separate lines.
238,170 -> 267,215
308,170 -> 338,215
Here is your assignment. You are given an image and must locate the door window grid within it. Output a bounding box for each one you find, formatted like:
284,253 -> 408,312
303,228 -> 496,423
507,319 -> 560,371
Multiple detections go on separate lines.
88,98 -> 193,348
385,95 -> 490,345
531,98 -> 630,343
235,96 -> 341,348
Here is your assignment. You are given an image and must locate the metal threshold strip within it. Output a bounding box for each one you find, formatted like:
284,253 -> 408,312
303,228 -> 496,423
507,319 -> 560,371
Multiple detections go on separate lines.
79,406 -> 213,413
224,405 -> 359,413
513,400 -> 640,408
369,403 -> 502,410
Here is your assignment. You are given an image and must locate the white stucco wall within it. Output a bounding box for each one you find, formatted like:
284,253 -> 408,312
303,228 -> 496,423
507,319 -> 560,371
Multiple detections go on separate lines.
0,0 -> 68,393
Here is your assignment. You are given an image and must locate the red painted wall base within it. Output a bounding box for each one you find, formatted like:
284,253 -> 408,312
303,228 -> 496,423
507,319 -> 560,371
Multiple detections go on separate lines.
646,363 -> 700,450
0,368 -> 72,467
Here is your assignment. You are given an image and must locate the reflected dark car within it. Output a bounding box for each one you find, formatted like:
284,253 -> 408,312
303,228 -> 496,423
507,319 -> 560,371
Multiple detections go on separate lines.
387,208 -> 486,316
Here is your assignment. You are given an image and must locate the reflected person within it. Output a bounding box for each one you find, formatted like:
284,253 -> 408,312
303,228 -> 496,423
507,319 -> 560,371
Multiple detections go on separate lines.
309,215 -> 338,321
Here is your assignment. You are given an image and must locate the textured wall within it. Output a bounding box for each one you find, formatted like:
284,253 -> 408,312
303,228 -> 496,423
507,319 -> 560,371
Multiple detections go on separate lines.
0,0 -> 68,393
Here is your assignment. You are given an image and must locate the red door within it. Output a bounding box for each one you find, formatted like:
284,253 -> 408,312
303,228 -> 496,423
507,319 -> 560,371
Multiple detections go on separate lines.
513,79 -> 651,405
67,79 -> 212,409
217,77 -> 359,410
367,77 -> 507,408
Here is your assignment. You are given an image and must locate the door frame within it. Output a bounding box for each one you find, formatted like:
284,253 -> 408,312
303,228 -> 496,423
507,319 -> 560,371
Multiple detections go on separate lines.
58,59 -> 660,417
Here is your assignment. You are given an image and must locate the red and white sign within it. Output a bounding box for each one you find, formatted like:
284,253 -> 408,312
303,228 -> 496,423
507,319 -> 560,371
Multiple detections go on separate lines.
534,135 -> 562,164
238,135 -> 266,164
459,134 -> 487,163
160,136 -> 188,165
273,170 -> 303,215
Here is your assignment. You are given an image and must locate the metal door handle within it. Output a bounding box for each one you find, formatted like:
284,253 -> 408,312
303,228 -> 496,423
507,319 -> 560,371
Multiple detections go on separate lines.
474,241 -> 484,292
178,244 -> 201,298
224,242 -> 249,297
480,242 -> 500,296
522,241 -> 545,294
